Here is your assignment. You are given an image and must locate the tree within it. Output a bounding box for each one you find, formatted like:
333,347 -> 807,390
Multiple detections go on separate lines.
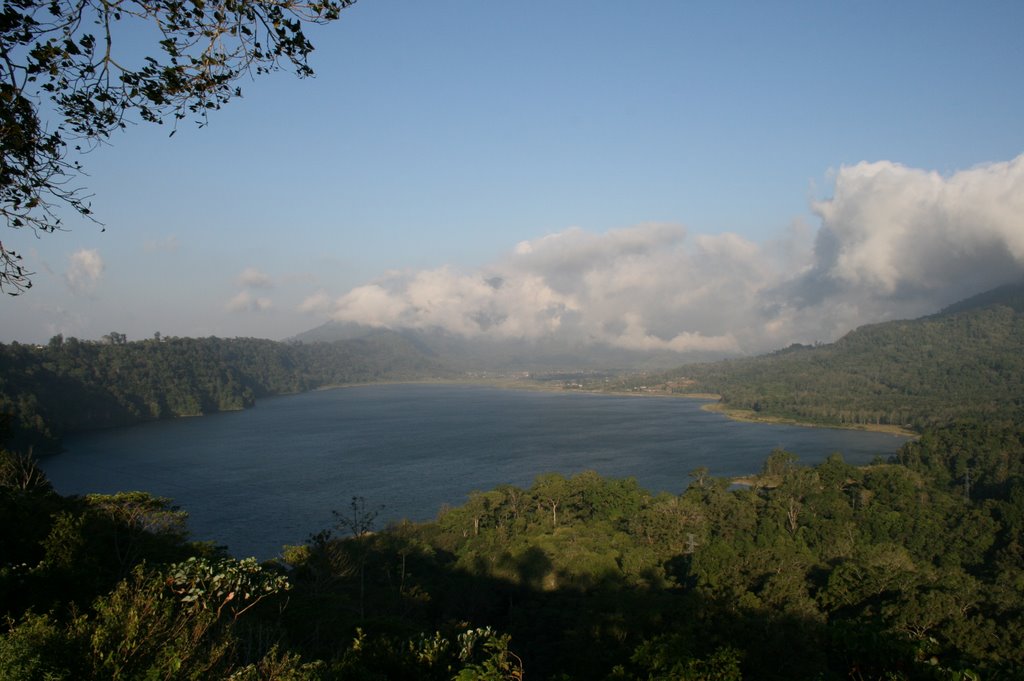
332,495 -> 382,620
761,447 -> 799,479
1,0 -> 356,294
0,558 -> 291,680
333,495 -> 381,539
531,472 -> 571,529
0,447 -> 51,492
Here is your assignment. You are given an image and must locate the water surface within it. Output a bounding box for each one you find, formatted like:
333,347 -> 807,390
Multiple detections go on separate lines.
43,384 -> 909,559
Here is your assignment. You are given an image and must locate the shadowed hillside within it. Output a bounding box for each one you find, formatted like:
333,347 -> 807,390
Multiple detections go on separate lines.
0,334 -> 450,452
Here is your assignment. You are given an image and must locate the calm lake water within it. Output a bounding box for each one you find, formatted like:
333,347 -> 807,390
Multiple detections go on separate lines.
42,384 -> 909,559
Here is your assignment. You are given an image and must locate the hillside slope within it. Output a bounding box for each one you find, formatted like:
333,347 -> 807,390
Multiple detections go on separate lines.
0,334 -> 449,451
658,282 -> 1024,430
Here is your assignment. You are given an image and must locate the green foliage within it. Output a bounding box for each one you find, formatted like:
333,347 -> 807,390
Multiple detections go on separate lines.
319,626 -> 524,681
1,470 -> 208,621
167,556 -> 290,621
0,558 -> 291,681
627,639 -> 744,681
83,564 -> 234,679
227,645 -> 324,681
0,612 -> 79,681
0,334 -> 446,451
655,286 -> 1024,430
4,285 -> 1022,681
760,447 -> 799,478
897,420 -> 1024,499
451,628 -> 524,681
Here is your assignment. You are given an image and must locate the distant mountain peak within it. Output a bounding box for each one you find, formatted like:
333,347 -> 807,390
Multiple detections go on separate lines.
936,280 -> 1024,316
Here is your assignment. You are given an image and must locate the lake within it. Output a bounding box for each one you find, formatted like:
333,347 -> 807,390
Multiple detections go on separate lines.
41,383 -> 910,559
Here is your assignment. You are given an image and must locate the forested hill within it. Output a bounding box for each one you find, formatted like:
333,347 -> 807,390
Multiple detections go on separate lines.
651,282 -> 1024,431
0,334 -> 448,451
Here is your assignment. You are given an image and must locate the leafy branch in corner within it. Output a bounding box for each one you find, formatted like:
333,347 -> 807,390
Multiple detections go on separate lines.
0,0 -> 356,293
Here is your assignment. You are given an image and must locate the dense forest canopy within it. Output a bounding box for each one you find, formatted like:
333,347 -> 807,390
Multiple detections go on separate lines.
0,333 -> 447,452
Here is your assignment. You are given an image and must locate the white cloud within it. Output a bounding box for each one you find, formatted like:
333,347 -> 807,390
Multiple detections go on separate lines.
325,223 -> 769,353
238,267 -> 273,289
226,291 -> 273,312
65,249 -> 105,293
298,290 -> 333,314
769,154 -> 1024,338
143,235 -> 179,253
810,155 -> 1024,297
305,154 -> 1024,355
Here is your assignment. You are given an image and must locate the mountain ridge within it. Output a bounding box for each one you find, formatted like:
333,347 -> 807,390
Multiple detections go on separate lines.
289,320 -> 730,372
649,280 -> 1024,431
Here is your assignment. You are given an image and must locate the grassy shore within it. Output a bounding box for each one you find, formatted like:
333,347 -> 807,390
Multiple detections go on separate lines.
699,400 -> 917,437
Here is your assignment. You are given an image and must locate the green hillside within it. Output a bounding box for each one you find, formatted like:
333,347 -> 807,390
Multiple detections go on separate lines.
0,334 -> 449,452
654,282 -> 1024,430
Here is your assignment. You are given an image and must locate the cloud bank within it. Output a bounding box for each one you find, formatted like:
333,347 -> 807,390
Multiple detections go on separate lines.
238,267 -> 274,289
226,291 -> 273,313
66,249 -> 105,294
768,154 -> 1024,342
226,266 -> 275,313
306,155 -> 1024,355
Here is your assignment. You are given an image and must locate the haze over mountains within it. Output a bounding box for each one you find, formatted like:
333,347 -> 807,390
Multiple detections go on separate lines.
289,320 -> 729,372
292,277 -> 1024,374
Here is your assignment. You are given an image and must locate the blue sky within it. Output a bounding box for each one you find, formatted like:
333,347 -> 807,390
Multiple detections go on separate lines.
4,0 -> 1024,351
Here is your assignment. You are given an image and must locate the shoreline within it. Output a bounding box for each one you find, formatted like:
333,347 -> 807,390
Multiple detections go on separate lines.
55,376 -> 917,448
317,378 -> 918,438
698,400 -> 917,437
